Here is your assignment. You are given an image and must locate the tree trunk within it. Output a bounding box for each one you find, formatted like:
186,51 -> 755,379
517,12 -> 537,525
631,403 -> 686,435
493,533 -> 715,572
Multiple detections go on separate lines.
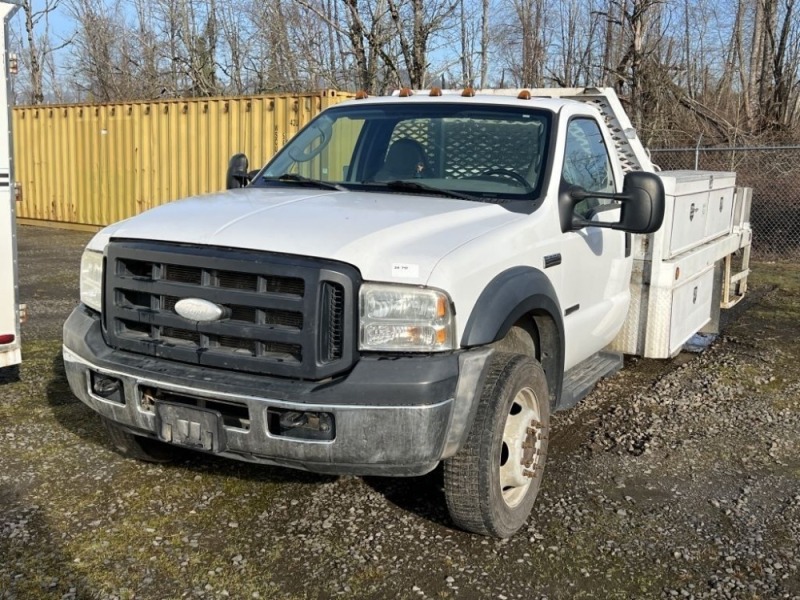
23,0 -> 44,104
479,0 -> 489,87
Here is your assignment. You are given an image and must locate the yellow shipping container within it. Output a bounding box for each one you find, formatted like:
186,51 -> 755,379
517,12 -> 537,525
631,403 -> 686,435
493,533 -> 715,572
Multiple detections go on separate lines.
13,90 -> 355,229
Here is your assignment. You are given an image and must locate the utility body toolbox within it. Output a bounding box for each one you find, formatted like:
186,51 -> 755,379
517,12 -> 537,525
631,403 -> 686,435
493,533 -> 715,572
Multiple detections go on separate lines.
612,171 -> 752,358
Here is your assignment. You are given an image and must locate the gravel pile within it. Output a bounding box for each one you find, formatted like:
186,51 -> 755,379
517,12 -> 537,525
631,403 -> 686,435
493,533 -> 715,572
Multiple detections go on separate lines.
1,226 -> 798,599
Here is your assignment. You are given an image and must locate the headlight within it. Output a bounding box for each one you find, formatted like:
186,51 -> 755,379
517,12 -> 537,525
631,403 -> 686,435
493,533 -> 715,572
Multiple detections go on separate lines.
80,249 -> 103,312
359,283 -> 455,352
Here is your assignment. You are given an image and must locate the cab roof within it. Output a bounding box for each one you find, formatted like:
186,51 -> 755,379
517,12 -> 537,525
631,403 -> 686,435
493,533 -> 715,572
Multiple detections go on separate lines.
334,90 -> 590,114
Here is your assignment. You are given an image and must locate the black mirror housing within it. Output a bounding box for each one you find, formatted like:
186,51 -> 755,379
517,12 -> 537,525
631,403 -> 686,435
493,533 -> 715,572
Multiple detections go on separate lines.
563,171 -> 665,234
226,153 -> 251,189
618,171 -> 665,233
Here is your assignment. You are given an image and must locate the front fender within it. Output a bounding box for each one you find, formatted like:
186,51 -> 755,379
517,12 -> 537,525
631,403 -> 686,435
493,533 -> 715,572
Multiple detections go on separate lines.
460,266 -> 564,404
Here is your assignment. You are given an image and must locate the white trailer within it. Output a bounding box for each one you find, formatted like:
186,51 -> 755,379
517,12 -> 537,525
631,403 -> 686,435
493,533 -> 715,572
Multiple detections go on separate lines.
0,0 -> 20,370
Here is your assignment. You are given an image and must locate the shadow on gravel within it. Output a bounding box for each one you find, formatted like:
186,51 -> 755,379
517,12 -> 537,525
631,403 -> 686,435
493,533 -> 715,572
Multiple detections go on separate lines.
0,484 -> 92,599
720,283 -> 776,328
45,350 -> 108,452
168,451 -> 340,487
0,364 -> 20,385
362,466 -> 454,529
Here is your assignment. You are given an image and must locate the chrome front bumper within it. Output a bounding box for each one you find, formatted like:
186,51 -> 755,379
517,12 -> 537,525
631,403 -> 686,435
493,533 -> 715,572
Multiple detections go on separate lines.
63,306 -> 492,476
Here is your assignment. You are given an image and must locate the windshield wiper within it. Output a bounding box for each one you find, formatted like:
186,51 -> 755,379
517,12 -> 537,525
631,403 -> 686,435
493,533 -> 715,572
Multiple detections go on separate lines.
377,180 -> 486,202
263,173 -> 346,191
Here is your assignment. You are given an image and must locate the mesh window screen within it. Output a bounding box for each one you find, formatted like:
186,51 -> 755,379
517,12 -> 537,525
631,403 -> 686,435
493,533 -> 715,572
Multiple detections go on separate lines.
387,117 -> 543,179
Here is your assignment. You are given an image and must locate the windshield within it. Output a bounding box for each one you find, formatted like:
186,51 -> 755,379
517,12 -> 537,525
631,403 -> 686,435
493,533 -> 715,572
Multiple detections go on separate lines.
254,102 -> 552,202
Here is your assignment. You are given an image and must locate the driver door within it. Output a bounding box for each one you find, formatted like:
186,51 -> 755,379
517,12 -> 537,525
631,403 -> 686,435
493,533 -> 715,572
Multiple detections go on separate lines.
558,118 -> 631,369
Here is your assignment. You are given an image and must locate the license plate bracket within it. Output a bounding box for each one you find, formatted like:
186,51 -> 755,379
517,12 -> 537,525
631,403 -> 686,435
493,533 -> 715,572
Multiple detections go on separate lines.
155,402 -> 226,452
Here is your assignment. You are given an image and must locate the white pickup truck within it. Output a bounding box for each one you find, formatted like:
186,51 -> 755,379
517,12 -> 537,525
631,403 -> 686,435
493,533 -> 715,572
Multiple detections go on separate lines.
63,88 -> 752,538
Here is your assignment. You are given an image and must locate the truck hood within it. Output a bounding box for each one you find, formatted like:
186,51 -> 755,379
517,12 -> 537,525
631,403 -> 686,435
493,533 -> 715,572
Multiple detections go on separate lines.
94,187 -> 525,283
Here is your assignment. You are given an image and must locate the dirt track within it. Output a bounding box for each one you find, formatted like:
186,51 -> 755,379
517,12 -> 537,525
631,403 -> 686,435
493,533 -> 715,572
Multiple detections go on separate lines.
1,225 -> 799,600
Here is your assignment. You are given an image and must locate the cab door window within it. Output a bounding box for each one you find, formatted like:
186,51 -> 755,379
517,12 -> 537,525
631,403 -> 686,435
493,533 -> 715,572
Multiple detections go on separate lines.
561,118 -> 615,218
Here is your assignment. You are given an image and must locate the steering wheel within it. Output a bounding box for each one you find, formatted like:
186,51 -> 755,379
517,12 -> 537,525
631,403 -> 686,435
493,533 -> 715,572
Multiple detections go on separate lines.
478,168 -> 532,189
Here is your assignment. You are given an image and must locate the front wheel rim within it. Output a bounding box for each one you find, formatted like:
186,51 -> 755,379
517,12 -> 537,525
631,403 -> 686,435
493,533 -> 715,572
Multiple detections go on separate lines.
498,386 -> 545,508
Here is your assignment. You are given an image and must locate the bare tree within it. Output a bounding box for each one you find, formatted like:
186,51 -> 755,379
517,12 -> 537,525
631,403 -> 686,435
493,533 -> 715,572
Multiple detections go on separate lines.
549,0 -> 601,86
459,0 -> 473,86
216,0 -> 249,94
10,0 -> 800,142
479,0 -> 490,87
16,0 -> 69,104
455,0 -> 490,88
293,0 -> 395,92
386,0 -> 458,88
498,0 -> 547,87
68,0 -> 127,101
166,0 -> 222,96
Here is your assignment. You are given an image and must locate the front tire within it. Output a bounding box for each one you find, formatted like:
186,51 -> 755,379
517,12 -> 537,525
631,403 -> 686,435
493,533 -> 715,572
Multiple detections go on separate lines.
444,352 -> 550,538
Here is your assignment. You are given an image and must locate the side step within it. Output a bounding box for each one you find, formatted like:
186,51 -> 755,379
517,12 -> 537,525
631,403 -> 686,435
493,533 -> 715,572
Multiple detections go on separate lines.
721,247 -> 750,309
559,351 -> 623,410
723,187 -> 752,309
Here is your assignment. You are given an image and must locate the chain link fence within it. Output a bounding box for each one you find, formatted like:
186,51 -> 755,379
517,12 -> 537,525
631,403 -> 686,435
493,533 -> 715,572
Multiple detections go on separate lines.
649,146 -> 800,261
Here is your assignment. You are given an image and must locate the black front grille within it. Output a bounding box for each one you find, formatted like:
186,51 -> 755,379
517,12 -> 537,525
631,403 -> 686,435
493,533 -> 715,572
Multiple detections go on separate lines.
104,240 -> 359,380
319,282 -> 345,362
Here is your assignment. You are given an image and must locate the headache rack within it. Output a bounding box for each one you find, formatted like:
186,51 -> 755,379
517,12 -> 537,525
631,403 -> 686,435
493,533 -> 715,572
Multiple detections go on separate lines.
103,240 -> 359,380
393,87 -> 653,174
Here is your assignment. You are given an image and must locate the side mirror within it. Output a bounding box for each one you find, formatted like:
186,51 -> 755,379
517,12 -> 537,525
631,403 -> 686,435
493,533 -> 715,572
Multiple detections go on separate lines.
226,153 -> 251,189
616,171 -> 666,233
563,171 -> 665,234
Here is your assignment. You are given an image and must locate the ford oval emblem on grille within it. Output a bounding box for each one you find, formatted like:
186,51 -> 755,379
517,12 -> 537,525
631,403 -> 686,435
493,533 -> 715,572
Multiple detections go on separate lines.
174,298 -> 225,322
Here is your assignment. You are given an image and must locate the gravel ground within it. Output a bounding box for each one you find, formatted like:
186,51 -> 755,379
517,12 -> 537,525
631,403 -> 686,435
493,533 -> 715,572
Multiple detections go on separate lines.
1,225 -> 799,600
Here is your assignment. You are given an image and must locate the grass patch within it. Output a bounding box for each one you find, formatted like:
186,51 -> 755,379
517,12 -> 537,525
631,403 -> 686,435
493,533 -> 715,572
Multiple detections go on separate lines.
749,262 -> 800,294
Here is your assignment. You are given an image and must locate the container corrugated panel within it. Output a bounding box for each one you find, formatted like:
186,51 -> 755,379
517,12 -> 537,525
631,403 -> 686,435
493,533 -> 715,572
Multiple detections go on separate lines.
13,90 -> 355,227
